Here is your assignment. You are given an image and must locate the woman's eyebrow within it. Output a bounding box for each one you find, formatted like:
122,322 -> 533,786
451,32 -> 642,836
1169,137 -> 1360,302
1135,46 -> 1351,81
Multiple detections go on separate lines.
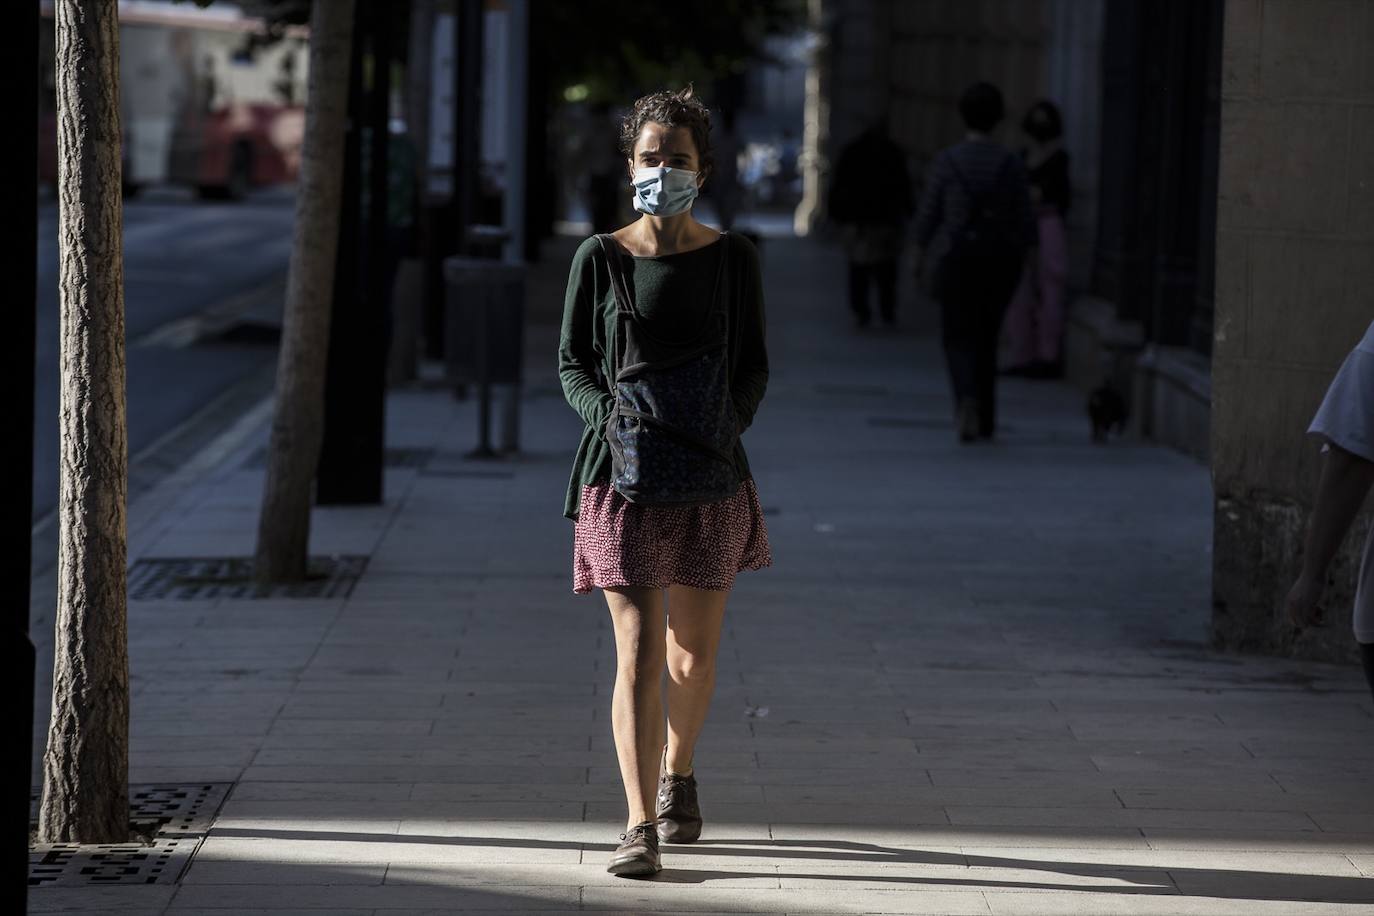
637,148 -> 692,161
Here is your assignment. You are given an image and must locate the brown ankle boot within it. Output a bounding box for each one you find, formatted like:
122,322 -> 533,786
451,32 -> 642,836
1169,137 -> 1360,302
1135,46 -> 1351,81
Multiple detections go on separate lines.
655,769 -> 702,844
607,822 -> 660,877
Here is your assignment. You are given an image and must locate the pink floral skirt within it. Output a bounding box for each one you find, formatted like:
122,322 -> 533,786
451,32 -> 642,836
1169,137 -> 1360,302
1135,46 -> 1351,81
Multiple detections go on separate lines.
572,477 -> 772,594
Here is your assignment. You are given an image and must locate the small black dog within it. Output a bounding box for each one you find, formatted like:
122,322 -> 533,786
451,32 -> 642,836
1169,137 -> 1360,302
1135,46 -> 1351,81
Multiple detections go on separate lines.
1087,383 -> 1127,443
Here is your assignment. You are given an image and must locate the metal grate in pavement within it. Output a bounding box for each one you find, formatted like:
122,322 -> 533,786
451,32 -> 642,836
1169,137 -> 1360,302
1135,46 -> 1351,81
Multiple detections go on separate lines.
128,555 -> 368,599
243,446 -> 434,469
30,838 -> 193,886
127,783 -> 229,836
29,783 -> 230,886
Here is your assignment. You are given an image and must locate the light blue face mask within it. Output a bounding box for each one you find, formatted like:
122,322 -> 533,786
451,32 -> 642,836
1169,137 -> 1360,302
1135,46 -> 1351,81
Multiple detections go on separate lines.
631,166 -> 699,216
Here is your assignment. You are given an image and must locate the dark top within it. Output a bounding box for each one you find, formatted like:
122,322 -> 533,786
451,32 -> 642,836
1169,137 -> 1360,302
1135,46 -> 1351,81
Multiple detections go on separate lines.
557,232 -> 769,520
828,128 -> 914,226
1026,147 -> 1071,215
914,138 -> 1036,260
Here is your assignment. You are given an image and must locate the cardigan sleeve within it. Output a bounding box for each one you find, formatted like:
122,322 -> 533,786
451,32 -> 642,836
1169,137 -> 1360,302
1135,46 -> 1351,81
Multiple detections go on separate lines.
558,238 -> 615,431
730,234 -> 769,432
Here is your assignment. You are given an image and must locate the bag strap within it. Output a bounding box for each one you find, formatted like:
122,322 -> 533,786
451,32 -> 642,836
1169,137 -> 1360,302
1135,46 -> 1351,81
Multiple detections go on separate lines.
595,234 -> 634,316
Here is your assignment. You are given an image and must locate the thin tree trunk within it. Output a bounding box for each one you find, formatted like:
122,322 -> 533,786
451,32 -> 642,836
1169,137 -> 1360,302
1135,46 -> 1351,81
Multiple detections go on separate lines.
255,0 -> 357,584
38,0 -> 130,845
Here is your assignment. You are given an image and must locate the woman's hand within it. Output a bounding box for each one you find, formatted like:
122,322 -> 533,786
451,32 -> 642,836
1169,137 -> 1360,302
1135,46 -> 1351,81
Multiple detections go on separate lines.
1285,573 -> 1326,629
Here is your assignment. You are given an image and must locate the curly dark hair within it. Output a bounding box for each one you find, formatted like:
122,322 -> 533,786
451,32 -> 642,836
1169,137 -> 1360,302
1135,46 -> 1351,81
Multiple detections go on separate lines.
619,86 -> 714,179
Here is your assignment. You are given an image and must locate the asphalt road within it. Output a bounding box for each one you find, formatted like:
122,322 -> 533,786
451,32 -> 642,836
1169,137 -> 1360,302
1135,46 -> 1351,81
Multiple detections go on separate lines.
34,186 -> 294,524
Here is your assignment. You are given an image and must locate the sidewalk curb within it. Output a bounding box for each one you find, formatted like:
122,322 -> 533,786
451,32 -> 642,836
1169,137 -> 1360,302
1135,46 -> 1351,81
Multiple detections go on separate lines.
30,265 -> 287,589
28,364 -> 277,633
124,365 -> 277,558
132,274 -> 286,348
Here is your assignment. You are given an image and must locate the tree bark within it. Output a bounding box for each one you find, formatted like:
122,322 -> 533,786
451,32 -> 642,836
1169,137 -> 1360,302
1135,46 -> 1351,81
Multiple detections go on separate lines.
38,0 -> 130,845
254,0 -> 357,584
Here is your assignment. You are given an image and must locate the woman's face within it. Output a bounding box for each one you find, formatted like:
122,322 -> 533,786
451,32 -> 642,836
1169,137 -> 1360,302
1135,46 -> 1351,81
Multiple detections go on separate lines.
1024,107 -> 1054,144
629,121 -> 705,186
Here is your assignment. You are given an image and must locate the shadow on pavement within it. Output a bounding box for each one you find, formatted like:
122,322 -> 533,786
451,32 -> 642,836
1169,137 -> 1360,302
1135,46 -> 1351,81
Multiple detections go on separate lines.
206,827 -> 1374,903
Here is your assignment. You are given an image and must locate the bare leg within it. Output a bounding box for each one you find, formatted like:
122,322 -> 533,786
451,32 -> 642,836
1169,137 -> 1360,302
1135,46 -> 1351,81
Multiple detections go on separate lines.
663,584 -> 730,775
604,586 -> 667,830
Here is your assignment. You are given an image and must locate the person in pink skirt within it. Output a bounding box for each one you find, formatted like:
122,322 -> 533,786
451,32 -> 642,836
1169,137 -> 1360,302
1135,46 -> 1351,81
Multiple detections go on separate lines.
557,86 -> 771,877
1003,100 -> 1070,380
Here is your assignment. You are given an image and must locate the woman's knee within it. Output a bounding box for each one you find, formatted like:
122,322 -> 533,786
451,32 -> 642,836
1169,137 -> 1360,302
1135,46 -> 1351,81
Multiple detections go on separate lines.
666,650 -> 715,687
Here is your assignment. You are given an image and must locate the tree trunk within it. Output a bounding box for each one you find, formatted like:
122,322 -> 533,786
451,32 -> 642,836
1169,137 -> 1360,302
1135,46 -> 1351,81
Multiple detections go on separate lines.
254,0 -> 357,584
38,0 -> 130,845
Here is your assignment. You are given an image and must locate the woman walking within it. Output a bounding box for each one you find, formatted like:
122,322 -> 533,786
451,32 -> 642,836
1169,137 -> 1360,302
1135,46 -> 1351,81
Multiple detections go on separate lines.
1003,100 -> 1071,379
915,82 -> 1035,442
557,86 -> 772,877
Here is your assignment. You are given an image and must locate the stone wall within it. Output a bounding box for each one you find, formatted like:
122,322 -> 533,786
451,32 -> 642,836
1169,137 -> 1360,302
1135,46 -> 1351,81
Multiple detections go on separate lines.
810,0 -> 1105,268
886,0 -> 1048,170
877,0 -> 1105,290
1211,0 -> 1374,660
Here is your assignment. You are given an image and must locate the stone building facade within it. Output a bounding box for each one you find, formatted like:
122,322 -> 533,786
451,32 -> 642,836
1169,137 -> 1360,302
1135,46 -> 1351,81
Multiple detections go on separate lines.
801,0 -> 1372,662
1211,0 -> 1374,661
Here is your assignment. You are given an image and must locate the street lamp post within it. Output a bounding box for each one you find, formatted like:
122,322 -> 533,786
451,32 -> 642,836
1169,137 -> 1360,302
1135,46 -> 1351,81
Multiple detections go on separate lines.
317,0 -> 395,505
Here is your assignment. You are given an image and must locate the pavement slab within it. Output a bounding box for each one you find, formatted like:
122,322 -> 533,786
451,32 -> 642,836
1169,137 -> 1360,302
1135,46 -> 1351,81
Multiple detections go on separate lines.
27,236 -> 1374,914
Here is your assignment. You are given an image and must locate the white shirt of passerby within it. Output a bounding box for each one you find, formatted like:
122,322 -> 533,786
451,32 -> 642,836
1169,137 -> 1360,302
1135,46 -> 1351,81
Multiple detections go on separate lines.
1308,320 -> 1374,642
1311,321 -> 1374,462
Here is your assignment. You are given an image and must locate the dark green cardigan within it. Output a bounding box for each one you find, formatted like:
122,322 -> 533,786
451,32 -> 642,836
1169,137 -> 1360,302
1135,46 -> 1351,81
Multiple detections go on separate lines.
557,232 -> 769,520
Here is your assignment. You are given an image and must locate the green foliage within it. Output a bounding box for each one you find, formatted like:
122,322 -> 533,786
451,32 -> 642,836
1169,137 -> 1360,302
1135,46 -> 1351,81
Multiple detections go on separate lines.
535,0 -> 805,106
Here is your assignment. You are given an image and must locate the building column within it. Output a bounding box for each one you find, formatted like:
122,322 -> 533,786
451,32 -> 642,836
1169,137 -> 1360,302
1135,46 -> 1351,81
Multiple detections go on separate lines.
1211,0 -> 1374,661
1091,0 -> 1223,346
1043,0 -> 1105,291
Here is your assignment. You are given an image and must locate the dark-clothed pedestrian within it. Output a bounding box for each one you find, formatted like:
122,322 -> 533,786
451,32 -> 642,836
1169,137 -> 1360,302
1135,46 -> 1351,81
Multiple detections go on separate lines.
1287,319 -> 1374,701
915,82 -> 1035,441
1003,99 -> 1071,379
557,86 -> 772,878
828,119 -> 914,327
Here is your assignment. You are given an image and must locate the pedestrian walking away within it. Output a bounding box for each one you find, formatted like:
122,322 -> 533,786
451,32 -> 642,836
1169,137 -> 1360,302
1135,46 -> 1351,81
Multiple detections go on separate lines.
915,82 -> 1035,442
1003,99 -> 1071,380
828,117 -> 914,328
1286,319 -> 1374,701
556,85 -> 772,878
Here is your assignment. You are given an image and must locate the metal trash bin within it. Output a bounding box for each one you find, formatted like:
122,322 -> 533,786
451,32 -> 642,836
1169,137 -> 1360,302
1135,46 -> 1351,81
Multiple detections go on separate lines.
443,257 -> 526,456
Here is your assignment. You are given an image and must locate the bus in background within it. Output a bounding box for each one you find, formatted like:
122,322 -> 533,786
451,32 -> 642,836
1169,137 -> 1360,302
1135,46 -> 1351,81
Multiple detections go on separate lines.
39,0 -> 309,199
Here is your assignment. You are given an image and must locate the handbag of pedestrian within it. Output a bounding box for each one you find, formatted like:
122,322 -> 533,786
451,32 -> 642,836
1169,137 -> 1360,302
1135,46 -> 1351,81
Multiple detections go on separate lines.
595,233 -> 742,506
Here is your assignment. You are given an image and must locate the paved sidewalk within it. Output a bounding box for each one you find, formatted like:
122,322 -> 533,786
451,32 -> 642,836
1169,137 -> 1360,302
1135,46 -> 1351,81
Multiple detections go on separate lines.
28,235 -> 1374,915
